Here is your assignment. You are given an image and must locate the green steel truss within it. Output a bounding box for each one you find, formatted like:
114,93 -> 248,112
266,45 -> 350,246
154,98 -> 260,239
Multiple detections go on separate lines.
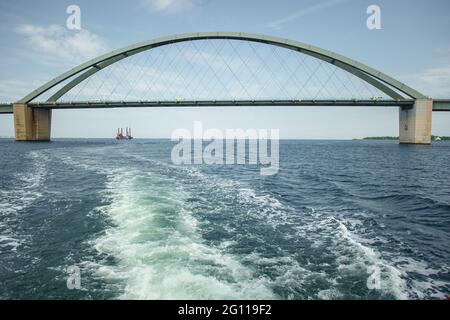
17,32 -> 428,104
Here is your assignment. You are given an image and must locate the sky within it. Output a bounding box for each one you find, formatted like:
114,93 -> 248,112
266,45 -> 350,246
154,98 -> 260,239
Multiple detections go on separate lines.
0,0 -> 449,139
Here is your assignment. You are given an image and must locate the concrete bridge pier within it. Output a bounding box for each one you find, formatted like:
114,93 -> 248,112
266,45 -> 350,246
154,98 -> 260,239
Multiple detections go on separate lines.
13,104 -> 51,141
399,99 -> 433,144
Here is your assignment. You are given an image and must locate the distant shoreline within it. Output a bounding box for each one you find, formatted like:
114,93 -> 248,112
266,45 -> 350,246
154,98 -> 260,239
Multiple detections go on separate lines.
361,136 -> 450,141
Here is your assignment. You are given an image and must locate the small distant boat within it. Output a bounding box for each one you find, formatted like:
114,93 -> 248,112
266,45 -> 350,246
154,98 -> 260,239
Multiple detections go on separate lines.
116,127 -> 133,140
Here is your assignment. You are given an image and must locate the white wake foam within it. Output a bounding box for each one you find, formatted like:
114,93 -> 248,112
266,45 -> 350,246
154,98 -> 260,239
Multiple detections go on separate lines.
89,168 -> 276,299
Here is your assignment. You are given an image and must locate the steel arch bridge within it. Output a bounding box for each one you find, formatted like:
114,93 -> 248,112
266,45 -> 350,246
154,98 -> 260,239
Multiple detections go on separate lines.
1,32 -> 449,143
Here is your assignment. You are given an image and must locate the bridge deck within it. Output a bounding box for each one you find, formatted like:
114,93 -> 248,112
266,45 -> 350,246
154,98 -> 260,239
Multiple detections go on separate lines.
1,99 -> 449,113
0,104 -> 13,114
29,99 -> 415,109
433,100 -> 450,111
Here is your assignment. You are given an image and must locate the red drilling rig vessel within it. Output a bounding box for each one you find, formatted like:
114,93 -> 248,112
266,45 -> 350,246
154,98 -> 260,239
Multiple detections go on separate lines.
116,127 -> 133,140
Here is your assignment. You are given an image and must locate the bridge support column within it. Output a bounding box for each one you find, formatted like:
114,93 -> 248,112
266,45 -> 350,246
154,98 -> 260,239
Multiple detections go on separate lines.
399,99 -> 432,144
13,104 -> 51,141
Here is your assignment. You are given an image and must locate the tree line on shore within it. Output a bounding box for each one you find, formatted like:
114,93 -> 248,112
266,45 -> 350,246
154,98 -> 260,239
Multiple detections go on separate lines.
361,136 -> 450,141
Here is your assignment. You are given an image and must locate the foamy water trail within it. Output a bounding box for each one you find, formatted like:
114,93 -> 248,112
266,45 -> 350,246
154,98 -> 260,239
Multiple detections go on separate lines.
293,206 -> 449,299
53,145 -> 449,300
156,163 -> 447,299
89,168 -> 276,299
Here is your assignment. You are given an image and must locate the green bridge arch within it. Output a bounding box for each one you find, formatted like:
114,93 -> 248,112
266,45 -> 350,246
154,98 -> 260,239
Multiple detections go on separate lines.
18,32 -> 427,103
11,32 -> 438,144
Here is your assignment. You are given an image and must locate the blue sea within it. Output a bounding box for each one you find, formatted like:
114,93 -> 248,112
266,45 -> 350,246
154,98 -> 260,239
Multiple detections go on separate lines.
0,139 -> 449,299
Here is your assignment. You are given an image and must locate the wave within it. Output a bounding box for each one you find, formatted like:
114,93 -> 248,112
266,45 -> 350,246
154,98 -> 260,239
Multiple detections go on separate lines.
294,207 -> 450,299
88,168 -> 276,299
0,150 -> 48,252
59,146 -> 449,300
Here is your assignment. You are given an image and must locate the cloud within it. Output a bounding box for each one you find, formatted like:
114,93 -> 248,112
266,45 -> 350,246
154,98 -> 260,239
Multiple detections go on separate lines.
269,0 -> 350,30
17,24 -> 109,64
400,65 -> 450,99
142,0 -> 203,13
